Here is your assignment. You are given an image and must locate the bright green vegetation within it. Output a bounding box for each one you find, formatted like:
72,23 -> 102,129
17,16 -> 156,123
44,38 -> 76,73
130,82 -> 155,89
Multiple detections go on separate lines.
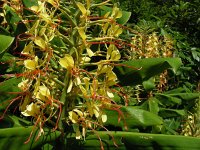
0,0 -> 199,149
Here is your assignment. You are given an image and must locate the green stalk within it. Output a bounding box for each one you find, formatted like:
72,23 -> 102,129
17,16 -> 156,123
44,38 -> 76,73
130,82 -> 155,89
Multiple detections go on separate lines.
58,25 -> 70,33
58,6 -> 77,27
58,71 -> 70,130
59,34 -> 74,47
51,78 -> 65,87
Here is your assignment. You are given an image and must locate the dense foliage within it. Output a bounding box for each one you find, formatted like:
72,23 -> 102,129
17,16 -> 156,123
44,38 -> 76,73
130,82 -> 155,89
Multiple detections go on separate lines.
0,0 -> 199,149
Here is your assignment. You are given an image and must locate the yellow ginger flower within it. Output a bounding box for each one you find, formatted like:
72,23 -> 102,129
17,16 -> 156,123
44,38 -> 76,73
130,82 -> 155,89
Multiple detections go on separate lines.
80,56 -> 91,64
87,101 -> 107,123
24,56 -> 38,70
21,42 -> 34,55
30,1 -> 51,23
21,102 -> 40,117
68,109 -> 84,124
106,44 -> 121,61
18,79 -> 30,91
59,54 -> 74,70
35,85 -> 51,101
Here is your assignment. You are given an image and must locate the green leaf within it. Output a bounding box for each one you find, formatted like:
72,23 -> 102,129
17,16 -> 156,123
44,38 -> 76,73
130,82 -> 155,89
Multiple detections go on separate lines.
41,143 -> 54,150
164,87 -> 186,94
159,108 -> 186,118
22,0 -> 38,8
0,114 -> 31,128
167,93 -> 200,101
114,58 -> 182,86
0,78 -> 22,111
139,97 -> 159,115
105,106 -> 163,130
0,35 -> 14,59
0,53 -> 15,62
67,131 -> 200,150
148,97 -> 159,115
99,6 -> 131,24
50,37 -> 66,48
0,115 -> 14,128
155,93 -> 182,106
161,119 -> 181,135
0,126 -> 61,150
191,50 -> 200,62
142,77 -> 155,91
4,5 -> 21,32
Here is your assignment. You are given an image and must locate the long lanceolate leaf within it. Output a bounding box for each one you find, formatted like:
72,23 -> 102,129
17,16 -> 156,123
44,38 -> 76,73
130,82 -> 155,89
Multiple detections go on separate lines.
114,58 -> 182,86
0,126 -> 61,150
0,114 -> 60,149
67,131 -> 200,150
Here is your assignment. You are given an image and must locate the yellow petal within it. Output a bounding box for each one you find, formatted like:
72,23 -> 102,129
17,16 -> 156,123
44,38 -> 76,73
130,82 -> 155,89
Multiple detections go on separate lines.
97,65 -> 112,75
116,10 -> 122,19
69,111 -> 78,123
18,79 -> 29,90
107,90 -> 114,98
78,27 -> 87,41
79,85 -> 87,96
106,71 -> 117,86
39,85 -> 50,97
35,92 -> 46,101
86,48 -> 94,57
81,56 -> 91,64
112,6 -> 122,19
82,126 -> 86,140
59,54 -> 74,69
34,36 -> 46,50
21,42 -> 34,55
107,71 -> 117,81
103,23 -> 109,34
73,109 -> 83,117
75,77 -> 81,86
67,79 -> 73,93
111,49 -> 121,60
16,61 -> 24,66
77,2 -> 87,15
24,59 -> 37,70
106,44 -> 115,60
102,113 -> 107,123
114,25 -> 123,37
93,105 -> 100,118
21,102 -> 40,117
30,6 -> 39,12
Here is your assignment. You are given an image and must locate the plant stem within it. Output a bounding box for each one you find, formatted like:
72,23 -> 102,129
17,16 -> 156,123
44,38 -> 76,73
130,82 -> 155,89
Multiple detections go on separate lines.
58,71 -> 70,130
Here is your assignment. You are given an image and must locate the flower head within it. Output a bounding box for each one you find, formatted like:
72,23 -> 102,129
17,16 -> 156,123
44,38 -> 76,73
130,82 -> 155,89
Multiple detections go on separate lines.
21,102 -> 40,117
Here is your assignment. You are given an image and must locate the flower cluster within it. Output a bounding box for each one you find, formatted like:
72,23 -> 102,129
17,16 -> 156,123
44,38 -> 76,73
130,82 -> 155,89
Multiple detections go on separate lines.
129,32 -> 174,59
2,0 -> 127,140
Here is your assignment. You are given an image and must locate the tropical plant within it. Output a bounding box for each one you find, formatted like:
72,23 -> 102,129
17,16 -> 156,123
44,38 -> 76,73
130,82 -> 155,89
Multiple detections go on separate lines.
0,0 -> 200,150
